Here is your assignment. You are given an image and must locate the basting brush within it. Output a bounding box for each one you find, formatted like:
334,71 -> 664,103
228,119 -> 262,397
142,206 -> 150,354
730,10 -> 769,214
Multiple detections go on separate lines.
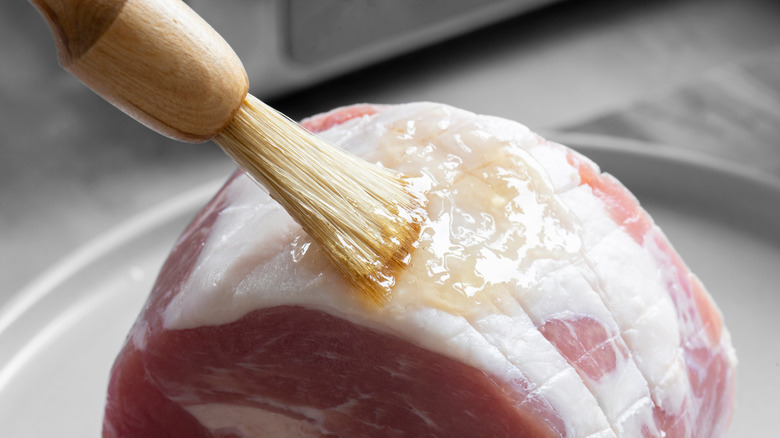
29,0 -> 424,304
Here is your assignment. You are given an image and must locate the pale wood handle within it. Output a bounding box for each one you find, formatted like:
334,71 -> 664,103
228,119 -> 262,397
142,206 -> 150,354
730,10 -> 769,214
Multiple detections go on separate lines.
30,0 -> 249,142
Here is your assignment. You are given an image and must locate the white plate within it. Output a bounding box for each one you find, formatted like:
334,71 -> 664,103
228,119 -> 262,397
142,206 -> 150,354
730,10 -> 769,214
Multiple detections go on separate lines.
1,134 -> 778,437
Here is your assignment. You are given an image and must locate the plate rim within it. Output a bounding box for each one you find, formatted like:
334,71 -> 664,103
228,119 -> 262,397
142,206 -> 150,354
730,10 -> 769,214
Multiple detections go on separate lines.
2,132 -> 780,337
0,179 -> 225,337
545,131 -> 780,192
0,132 -> 778,436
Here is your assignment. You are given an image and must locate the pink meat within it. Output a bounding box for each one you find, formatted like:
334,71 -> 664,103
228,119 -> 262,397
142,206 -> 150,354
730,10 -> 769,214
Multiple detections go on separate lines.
103,103 -> 735,437
566,151 -> 736,437
102,172 -> 563,438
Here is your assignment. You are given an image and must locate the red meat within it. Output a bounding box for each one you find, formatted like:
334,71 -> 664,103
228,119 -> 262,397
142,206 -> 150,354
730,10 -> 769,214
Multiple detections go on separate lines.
103,103 -> 736,437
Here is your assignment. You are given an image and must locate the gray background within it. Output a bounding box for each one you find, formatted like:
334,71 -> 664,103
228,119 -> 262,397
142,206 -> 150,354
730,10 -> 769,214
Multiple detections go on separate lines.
2,0 -> 780,305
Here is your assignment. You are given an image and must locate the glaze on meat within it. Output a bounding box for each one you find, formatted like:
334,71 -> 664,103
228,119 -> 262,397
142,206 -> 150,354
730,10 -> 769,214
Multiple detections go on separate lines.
103,103 -> 736,437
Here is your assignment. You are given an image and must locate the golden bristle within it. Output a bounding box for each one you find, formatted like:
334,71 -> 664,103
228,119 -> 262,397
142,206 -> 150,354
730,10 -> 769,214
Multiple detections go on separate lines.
214,94 -> 425,304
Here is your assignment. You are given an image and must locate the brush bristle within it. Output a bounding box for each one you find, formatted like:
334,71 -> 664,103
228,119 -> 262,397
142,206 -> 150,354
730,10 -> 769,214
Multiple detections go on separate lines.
215,95 -> 425,305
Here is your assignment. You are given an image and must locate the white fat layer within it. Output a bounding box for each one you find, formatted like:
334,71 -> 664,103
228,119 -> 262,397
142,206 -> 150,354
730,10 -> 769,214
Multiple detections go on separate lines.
527,142 -> 585,193
162,102 -> 697,436
588,229 -> 687,411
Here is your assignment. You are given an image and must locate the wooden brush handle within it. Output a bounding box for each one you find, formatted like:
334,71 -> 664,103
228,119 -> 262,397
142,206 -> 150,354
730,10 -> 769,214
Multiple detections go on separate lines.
30,0 -> 249,142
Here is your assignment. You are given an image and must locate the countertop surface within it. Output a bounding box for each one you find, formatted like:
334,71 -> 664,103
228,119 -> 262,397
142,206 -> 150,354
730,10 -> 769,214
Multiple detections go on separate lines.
2,0 -> 780,304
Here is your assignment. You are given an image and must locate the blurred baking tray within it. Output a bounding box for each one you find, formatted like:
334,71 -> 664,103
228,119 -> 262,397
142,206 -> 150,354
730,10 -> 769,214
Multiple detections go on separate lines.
187,0 -> 559,98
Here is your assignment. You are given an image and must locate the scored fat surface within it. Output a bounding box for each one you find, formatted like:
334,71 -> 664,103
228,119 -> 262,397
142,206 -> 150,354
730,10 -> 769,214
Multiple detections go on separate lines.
159,102 -> 734,437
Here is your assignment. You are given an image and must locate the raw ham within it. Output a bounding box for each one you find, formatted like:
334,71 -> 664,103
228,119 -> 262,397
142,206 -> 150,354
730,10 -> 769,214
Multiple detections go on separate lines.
102,103 -> 736,437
